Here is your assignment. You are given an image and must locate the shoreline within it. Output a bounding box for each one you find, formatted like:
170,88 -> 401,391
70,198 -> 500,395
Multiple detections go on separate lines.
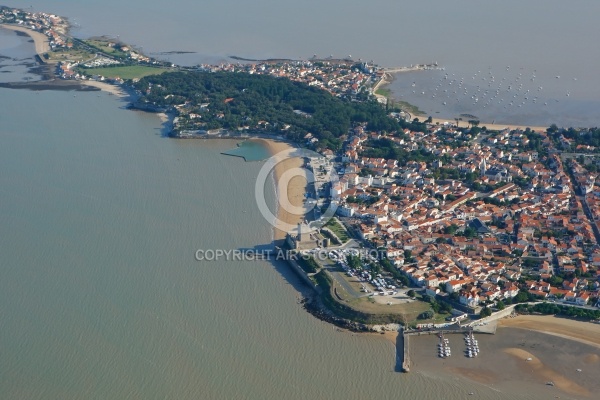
0,22 -> 554,134
0,23 -> 50,56
1,23 -> 132,99
423,115 -> 549,132
256,138 -> 308,241
78,79 -> 131,98
372,72 -> 392,103
497,314 -> 600,349
408,323 -> 599,398
2,6 -> 595,355
379,71 -> 550,132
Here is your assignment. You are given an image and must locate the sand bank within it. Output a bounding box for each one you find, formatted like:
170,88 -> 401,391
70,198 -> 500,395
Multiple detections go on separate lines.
504,347 -> 590,397
256,139 -> 308,241
78,80 -> 130,98
498,314 -> 600,349
408,327 -> 599,398
0,24 -> 50,55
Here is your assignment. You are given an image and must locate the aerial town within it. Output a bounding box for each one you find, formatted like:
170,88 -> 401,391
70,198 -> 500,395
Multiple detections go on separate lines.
324,122 -> 600,315
3,5 -> 600,325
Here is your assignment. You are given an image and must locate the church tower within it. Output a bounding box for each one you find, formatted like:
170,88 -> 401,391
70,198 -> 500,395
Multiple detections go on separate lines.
480,158 -> 487,177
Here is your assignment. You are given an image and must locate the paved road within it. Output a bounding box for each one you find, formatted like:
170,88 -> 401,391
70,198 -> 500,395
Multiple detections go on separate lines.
324,267 -> 364,298
317,256 -> 365,298
565,164 -> 600,244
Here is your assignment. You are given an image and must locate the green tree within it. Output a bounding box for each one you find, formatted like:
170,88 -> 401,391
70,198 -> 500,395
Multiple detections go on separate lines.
463,227 -> 477,238
480,306 -> 492,318
418,310 -> 434,320
514,290 -> 530,303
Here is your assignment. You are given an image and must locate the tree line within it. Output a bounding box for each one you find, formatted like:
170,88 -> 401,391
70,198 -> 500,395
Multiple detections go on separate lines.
132,71 -> 424,150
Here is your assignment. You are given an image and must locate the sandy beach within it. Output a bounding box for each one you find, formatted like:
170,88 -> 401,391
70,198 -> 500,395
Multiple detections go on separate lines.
422,116 -> 548,133
0,23 -> 132,100
78,79 -> 130,98
406,325 -> 600,399
257,139 -> 308,241
498,314 -> 600,349
372,73 -> 392,103
0,24 -> 50,55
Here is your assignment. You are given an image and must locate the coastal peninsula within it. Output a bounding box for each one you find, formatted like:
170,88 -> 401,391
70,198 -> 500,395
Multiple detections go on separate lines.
3,6 -> 600,397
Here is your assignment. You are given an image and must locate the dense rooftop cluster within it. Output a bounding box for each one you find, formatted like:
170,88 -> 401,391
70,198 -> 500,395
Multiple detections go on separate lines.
197,60 -> 381,99
332,124 -> 600,310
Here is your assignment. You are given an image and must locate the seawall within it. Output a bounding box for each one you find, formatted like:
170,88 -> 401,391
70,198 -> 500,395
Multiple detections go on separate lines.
285,257 -> 319,291
401,330 -> 410,372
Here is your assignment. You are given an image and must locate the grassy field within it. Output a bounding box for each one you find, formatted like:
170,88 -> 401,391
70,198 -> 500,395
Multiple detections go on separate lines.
375,87 -> 392,97
80,65 -> 169,80
328,275 -> 431,324
46,48 -> 94,63
83,39 -> 129,58
395,100 -> 427,117
325,219 -> 350,243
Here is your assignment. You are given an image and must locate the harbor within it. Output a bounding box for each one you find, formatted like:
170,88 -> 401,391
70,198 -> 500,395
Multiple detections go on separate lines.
464,330 -> 479,358
394,323 -> 496,373
437,332 -> 451,358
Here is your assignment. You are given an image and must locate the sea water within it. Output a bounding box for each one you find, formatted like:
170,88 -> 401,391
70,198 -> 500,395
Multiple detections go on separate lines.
21,0 -> 600,127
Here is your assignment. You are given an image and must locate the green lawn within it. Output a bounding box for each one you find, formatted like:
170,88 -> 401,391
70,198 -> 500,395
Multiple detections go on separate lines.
395,100 -> 426,116
81,65 -> 169,80
325,219 -> 350,243
375,87 -> 392,97
83,40 -> 129,58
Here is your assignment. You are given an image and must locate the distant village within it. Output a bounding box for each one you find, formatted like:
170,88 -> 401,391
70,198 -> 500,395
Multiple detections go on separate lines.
196,60 -> 382,98
0,6 -> 157,82
0,6 -> 68,45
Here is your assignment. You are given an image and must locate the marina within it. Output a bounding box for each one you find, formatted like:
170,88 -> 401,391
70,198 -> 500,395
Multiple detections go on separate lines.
437,333 -> 451,358
464,330 -> 479,358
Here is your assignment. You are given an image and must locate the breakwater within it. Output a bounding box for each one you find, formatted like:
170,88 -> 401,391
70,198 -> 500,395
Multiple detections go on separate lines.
400,330 -> 410,372
382,63 -> 443,73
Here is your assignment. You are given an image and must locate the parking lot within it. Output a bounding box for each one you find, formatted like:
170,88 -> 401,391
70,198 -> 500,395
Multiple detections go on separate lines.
313,248 -> 420,305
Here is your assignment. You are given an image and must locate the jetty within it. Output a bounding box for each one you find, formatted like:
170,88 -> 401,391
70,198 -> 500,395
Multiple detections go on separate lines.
382,63 -> 443,74
402,330 -> 410,372
405,322 -> 497,336
394,328 -> 411,373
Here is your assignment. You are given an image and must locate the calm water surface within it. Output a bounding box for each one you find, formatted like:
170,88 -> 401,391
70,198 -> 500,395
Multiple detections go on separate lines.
222,140 -> 272,161
0,87 -> 506,400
